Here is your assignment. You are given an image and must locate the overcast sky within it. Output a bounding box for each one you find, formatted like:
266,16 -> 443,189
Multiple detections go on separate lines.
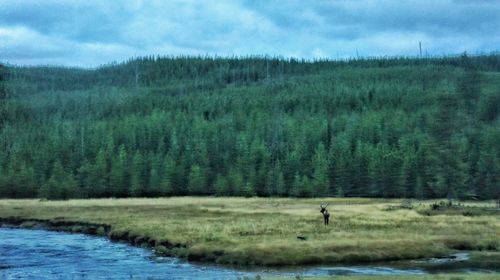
1,0 -> 499,67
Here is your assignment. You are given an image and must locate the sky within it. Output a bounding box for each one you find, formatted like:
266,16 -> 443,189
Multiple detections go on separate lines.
1,0 -> 499,67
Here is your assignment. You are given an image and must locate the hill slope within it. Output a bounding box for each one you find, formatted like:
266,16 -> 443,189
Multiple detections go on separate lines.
0,55 -> 499,199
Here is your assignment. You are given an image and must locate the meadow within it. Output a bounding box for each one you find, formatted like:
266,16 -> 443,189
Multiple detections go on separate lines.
0,197 -> 498,267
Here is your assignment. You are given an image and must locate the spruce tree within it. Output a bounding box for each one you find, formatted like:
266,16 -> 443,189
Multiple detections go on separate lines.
312,143 -> 329,196
148,167 -> 161,197
160,154 -> 175,196
90,149 -> 108,197
130,152 -> 146,197
39,160 -> 76,200
17,163 -> 37,198
109,145 -> 128,197
188,164 -> 206,195
214,174 -> 228,196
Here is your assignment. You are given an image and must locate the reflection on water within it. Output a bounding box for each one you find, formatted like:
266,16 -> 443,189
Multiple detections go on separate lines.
0,228 -> 429,279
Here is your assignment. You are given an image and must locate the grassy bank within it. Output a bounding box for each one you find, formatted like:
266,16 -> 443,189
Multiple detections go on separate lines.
0,198 -> 498,266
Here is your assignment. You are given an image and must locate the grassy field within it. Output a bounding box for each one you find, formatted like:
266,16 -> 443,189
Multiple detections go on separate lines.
0,197 -> 498,267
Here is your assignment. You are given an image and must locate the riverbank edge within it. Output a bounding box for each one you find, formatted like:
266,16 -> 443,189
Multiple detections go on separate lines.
3,219 -> 500,280
1,216 -> 496,269
0,216 -> 192,261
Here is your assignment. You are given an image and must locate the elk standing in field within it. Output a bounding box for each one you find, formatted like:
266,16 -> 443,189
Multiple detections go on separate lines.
320,203 -> 330,226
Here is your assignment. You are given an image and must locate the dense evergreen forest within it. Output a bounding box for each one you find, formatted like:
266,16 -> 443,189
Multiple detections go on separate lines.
0,54 -> 499,199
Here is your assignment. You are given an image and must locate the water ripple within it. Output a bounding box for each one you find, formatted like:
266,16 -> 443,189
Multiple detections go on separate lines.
0,228 -> 425,279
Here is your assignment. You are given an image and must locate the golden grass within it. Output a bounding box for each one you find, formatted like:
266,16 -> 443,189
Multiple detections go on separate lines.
0,197 -> 498,266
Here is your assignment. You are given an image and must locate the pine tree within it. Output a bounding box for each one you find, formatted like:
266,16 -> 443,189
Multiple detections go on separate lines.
290,173 -> 302,198
415,139 -> 439,198
214,174 -> 229,196
130,152 -> 146,197
246,167 -> 257,196
249,139 -> 268,196
17,163 -> 37,198
146,153 -> 162,196
265,169 -> 276,196
0,64 -> 7,99
264,161 -> 286,197
371,145 -> 403,198
33,152 -> 50,192
0,165 -> 6,197
475,128 -> 500,199
160,154 -> 175,196
76,160 -> 91,198
435,137 -> 467,199
400,152 -> 418,198
188,164 -> 206,195
109,145 -> 128,197
283,150 -> 300,192
352,143 -> 371,196
329,137 -> 352,196
89,149 -> 108,197
276,170 -> 286,197
0,165 -> 13,197
241,182 -> 256,198
39,160 -> 76,199
228,168 -> 244,196
291,173 -> 313,197
431,93 -> 466,199
459,64 -> 481,116
312,143 -> 329,196
148,167 -> 161,197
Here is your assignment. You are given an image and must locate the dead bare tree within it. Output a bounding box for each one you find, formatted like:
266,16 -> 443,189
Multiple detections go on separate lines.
320,203 -> 330,226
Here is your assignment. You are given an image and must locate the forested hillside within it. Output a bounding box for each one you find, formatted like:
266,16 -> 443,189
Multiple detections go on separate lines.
0,54 -> 499,199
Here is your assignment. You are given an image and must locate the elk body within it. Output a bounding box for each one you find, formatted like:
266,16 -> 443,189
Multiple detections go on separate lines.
320,203 -> 330,225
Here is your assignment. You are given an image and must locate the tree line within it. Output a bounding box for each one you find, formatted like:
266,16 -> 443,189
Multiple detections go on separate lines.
0,54 -> 499,199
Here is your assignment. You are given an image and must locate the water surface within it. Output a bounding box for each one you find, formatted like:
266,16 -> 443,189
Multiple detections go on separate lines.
0,228 -> 429,279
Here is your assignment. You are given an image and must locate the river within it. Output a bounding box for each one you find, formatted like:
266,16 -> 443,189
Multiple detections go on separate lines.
0,227 -> 489,279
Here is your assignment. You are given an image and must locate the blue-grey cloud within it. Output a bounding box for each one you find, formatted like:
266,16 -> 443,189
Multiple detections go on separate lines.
1,0 -> 499,67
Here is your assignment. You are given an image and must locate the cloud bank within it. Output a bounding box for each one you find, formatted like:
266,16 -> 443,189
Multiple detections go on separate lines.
1,0 -> 499,67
